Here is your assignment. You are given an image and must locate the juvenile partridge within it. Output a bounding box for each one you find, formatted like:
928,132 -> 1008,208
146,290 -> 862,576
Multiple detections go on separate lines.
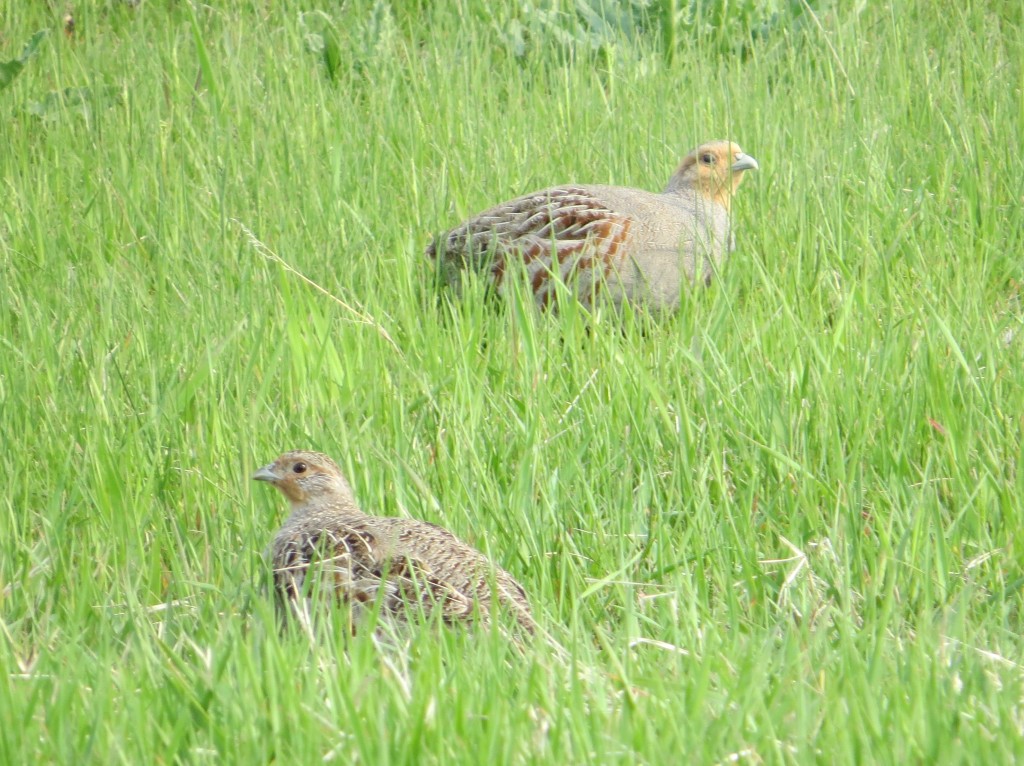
254,450 -> 536,635
427,140 -> 758,311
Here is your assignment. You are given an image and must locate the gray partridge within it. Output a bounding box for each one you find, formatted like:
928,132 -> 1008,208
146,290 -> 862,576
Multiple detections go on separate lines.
427,140 -> 758,311
254,450 -> 536,635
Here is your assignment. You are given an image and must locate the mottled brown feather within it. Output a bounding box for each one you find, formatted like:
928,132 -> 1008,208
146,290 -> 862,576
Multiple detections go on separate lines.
254,450 -> 536,636
427,140 -> 757,312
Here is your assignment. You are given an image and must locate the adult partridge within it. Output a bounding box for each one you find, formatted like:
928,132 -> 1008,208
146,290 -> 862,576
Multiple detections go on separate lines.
427,140 -> 758,311
254,450 -> 536,635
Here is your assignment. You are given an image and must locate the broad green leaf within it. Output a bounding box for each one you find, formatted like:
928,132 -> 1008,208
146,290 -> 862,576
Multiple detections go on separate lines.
0,29 -> 47,92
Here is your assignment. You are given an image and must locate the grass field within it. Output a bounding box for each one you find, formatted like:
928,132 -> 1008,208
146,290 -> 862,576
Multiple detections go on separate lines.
1,0 -> 1022,762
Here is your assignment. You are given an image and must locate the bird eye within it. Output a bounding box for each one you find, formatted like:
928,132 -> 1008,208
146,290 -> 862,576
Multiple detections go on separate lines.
293,462 -> 307,474
701,153 -> 716,165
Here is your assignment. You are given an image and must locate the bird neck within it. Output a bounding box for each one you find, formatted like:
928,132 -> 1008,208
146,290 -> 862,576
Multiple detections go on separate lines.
664,179 -> 732,213
664,171 -> 740,212
711,187 -> 733,212
284,493 -> 365,523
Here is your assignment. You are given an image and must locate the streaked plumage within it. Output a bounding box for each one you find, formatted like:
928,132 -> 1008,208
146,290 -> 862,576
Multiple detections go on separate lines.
427,140 -> 758,311
254,450 -> 535,635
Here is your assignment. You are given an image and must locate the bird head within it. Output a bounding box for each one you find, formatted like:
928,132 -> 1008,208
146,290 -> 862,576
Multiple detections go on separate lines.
665,140 -> 758,210
253,450 -> 356,507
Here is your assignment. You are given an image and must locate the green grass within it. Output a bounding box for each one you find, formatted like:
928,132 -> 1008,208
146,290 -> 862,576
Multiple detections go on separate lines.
1,0 -> 1022,762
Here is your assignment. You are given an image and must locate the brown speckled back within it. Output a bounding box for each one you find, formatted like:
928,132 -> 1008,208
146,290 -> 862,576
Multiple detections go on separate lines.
255,451 -> 536,636
427,140 -> 757,312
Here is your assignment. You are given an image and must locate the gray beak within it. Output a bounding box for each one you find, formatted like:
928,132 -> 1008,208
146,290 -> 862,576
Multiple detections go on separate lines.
253,464 -> 279,482
732,153 -> 759,172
